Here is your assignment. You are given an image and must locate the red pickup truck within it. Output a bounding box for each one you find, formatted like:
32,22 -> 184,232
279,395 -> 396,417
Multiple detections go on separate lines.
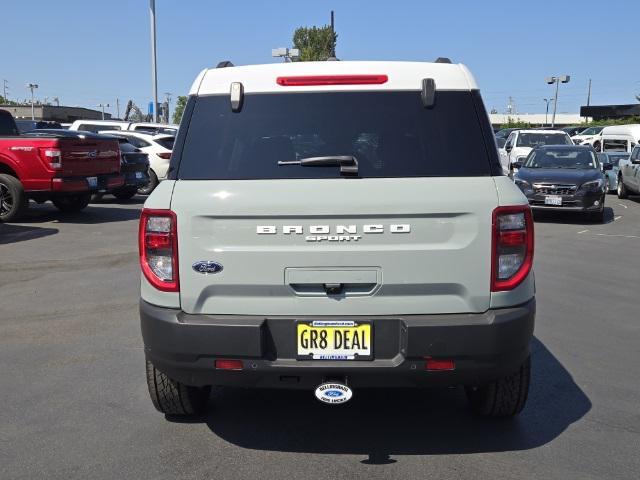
0,110 -> 123,222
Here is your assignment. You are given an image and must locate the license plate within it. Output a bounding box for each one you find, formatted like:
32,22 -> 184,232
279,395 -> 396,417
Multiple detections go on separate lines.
544,195 -> 562,206
87,176 -> 98,188
135,171 -> 144,179
296,320 -> 372,360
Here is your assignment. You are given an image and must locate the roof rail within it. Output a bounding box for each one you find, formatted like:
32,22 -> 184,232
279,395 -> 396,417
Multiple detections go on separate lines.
216,61 -> 235,68
434,57 -> 452,64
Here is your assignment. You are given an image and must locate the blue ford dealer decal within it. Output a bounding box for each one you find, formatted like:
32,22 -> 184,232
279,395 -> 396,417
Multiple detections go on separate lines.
314,382 -> 353,405
192,261 -> 224,274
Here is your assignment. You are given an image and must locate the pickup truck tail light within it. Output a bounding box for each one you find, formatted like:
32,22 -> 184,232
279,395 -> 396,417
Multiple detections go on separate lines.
139,209 -> 179,292
491,205 -> 534,291
39,148 -> 62,170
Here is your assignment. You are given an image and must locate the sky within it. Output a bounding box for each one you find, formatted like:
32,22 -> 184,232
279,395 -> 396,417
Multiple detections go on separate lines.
2,0 -> 638,119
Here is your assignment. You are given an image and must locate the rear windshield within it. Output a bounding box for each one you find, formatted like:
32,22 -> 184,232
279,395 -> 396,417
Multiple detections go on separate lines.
0,112 -> 19,136
517,132 -> 571,147
155,136 -> 175,150
176,91 -> 495,179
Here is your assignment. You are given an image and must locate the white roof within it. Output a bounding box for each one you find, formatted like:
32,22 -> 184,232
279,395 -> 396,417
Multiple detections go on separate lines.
517,130 -> 570,134
191,61 -> 478,95
601,124 -> 640,137
98,130 -> 174,141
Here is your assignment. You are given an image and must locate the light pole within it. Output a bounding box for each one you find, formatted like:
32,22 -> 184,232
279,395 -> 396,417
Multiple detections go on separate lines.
164,92 -> 172,123
150,0 -> 158,122
546,75 -> 570,128
543,98 -> 555,126
26,83 -> 38,120
97,103 -> 110,120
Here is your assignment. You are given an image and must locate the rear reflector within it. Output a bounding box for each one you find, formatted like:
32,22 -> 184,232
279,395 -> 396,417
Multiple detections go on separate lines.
215,359 -> 243,370
276,74 -> 388,86
425,358 -> 455,371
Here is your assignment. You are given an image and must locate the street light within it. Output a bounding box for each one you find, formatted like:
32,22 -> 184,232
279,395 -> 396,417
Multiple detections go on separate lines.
26,83 -> 38,120
546,75 -> 570,128
543,98 -> 555,126
97,103 -> 110,120
271,47 -> 300,62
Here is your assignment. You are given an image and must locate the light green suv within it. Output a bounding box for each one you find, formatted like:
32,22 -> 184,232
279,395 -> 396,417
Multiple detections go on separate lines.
139,60 -> 535,416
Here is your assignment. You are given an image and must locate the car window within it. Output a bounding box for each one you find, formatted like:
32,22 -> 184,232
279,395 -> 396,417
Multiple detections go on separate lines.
505,133 -> 515,149
176,91 -> 495,180
78,124 -> 121,133
602,139 -> 628,152
525,149 -> 598,169
128,137 -> 151,148
154,137 -> 175,150
516,133 -> 572,147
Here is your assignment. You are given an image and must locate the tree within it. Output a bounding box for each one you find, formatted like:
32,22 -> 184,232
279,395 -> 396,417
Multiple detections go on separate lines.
172,95 -> 188,124
0,95 -> 19,106
292,25 -> 337,62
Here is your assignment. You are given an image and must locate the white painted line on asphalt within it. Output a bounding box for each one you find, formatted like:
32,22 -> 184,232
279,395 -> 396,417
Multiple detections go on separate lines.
617,203 -> 628,209
577,229 -> 589,234
614,215 -> 622,221
595,233 -> 640,239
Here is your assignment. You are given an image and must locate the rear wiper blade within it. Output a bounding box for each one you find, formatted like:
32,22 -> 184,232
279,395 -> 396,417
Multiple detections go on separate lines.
278,155 -> 358,176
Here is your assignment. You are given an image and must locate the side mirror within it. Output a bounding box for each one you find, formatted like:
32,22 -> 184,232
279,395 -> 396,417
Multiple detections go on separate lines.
603,163 -> 613,171
505,145 -> 512,153
512,161 -> 523,170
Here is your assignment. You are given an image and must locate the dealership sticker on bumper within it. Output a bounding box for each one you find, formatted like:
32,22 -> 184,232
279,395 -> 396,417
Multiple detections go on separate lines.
544,195 -> 562,206
297,320 -> 372,360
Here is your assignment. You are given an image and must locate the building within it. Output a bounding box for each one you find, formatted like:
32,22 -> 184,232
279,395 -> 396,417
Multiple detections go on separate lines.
580,104 -> 640,121
0,104 -> 111,122
489,113 -> 587,128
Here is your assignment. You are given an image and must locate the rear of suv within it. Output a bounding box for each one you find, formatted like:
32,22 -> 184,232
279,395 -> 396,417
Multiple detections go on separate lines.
140,60 -> 535,417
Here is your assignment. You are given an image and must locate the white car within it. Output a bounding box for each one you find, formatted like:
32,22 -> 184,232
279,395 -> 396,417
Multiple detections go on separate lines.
499,129 -> 573,174
70,120 -> 178,136
129,122 -> 179,135
98,130 -> 174,194
571,126 -> 604,148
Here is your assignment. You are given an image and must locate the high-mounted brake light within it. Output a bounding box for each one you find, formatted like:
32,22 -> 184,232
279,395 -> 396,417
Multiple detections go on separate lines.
276,74 -> 388,86
491,205 -> 534,291
39,148 -> 62,170
139,209 -> 179,292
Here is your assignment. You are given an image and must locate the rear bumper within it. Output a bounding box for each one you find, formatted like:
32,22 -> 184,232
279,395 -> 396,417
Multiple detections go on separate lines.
141,298 -> 535,389
50,173 -> 124,193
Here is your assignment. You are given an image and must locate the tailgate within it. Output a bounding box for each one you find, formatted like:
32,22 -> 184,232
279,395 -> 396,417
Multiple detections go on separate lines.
173,177 -> 498,316
58,137 -> 120,176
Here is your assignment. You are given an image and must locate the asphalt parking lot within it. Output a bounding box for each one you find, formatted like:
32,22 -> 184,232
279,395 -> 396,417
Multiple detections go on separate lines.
1,196 -> 639,480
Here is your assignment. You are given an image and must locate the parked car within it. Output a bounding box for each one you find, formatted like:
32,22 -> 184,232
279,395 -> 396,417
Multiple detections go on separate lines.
561,126 -> 587,137
140,60 -> 535,418
99,136 -> 150,200
0,110 -> 122,222
14,119 -> 62,133
68,119 -> 131,133
616,144 -> 640,198
597,152 -> 629,193
98,130 -> 173,194
494,127 -> 520,140
572,126 -> 604,147
596,124 -> 640,153
499,129 -> 573,174
513,145 -> 610,222
129,122 -> 178,135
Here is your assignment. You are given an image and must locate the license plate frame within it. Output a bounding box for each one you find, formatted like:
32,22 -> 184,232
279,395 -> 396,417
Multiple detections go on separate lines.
296,320 -> 373,361
87,176 -> 98,188
544,195 -> 562,206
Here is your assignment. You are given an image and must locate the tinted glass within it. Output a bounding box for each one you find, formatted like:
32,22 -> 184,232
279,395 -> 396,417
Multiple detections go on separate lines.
602,153 -> 629,166
602,139 -> 628,152
177,91 -> 493,179
0,112 -> 19,136
154,137 -> 175,150
517,133 -> 571,147
525,148 -> 598,169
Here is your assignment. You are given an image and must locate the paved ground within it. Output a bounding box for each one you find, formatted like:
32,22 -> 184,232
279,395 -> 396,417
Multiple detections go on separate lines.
1,195 -> 639,480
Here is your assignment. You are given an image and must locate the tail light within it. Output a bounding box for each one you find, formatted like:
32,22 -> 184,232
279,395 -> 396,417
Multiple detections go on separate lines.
276,74 -> 388,86
491,205 -> 534,291
139,209 -> 179,292
39,148 -> 62,170
157,152 -> 171,160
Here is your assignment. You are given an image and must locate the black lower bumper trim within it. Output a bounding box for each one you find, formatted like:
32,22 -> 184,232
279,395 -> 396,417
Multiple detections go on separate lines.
140,299 -> 535,389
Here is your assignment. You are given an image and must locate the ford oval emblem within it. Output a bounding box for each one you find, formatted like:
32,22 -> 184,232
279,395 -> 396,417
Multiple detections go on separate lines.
314,382 -> 353,405
192,261 -> 224,274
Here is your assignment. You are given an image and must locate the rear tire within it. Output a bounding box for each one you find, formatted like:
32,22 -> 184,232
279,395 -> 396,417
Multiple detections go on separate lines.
52,193 -> 91,213
112,188 -> 138,200
466,356 -> 530,418
145,360 -> 210,416
617,177 -> 628,199
137,169 -> 158,196
0,174 -> 28,222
